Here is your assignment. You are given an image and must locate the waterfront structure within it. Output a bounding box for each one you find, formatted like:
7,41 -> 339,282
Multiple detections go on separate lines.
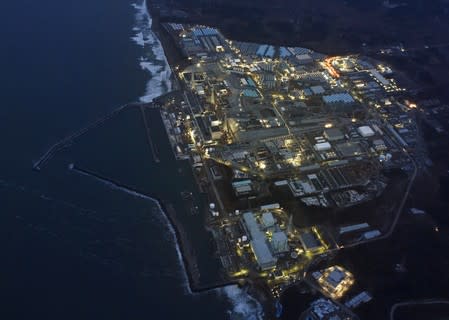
242,212 -> 277,270
157,22 -> 423,311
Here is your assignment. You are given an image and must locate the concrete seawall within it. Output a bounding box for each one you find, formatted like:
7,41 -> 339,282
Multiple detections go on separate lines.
70,164 -> 239,293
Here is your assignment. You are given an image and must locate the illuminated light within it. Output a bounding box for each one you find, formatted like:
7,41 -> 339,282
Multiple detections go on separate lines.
189,129 -> 196,143
351,118 -> 357,123
324,123 -> 333,129
258,161 -> 267,170
232,269 -> 249,277
236,247 -> 243,256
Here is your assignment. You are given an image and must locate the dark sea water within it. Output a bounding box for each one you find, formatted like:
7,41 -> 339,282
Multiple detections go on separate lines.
0,0 -> 261,319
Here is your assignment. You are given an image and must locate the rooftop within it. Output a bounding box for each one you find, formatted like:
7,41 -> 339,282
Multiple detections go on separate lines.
323,93 -> 355,104
251,239 -> 277,269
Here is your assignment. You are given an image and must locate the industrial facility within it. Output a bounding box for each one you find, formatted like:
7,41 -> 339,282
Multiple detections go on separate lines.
312,265 -> 355,299
155,22 -> 422,310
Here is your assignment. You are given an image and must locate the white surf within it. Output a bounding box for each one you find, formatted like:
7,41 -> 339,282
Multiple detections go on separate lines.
131,0 -> 172,103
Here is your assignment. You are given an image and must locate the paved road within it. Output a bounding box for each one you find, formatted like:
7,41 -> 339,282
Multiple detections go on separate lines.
390,299 -> 449,320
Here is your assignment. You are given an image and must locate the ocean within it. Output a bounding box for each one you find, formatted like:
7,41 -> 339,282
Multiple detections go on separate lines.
0,0 -> 262,319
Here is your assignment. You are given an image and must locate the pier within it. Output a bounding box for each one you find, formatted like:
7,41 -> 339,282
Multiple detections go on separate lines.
140,105 -> 160,163
33,103 -> 141,171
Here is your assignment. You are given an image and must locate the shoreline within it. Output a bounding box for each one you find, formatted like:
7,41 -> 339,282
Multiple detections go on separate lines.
143,3 -> 279,317
146,0 -> 189,76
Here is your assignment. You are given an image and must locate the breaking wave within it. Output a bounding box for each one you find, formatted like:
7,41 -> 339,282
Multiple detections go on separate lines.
222,285 -> 265,320
130,3 -> 264,317
131,0 -> 172,102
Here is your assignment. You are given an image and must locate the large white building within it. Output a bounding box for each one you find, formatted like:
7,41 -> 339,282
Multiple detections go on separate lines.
242,212 -> 277,270
358,125 -> 375,137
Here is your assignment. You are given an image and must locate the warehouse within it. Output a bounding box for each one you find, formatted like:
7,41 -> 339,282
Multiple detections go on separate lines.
310,85 -> 325,95
296,54 -> 313,64
299,231 -> 324,252
339,223 -> 370,235
323,93 -> 355,105
358,125 -> 375,137
314,142 -> 332,152
232,180 -> 254,197
324,128 -> 344,141
336,142 -> 362,157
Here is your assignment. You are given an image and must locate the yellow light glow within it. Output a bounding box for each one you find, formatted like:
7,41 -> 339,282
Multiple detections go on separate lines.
232,269 -> 249,277
189,129 -> 196,143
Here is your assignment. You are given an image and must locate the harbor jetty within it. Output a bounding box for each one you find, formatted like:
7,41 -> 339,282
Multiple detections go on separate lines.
140,105 -> 160,163
70,164 -> 238,293
32,102 -> 143,171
